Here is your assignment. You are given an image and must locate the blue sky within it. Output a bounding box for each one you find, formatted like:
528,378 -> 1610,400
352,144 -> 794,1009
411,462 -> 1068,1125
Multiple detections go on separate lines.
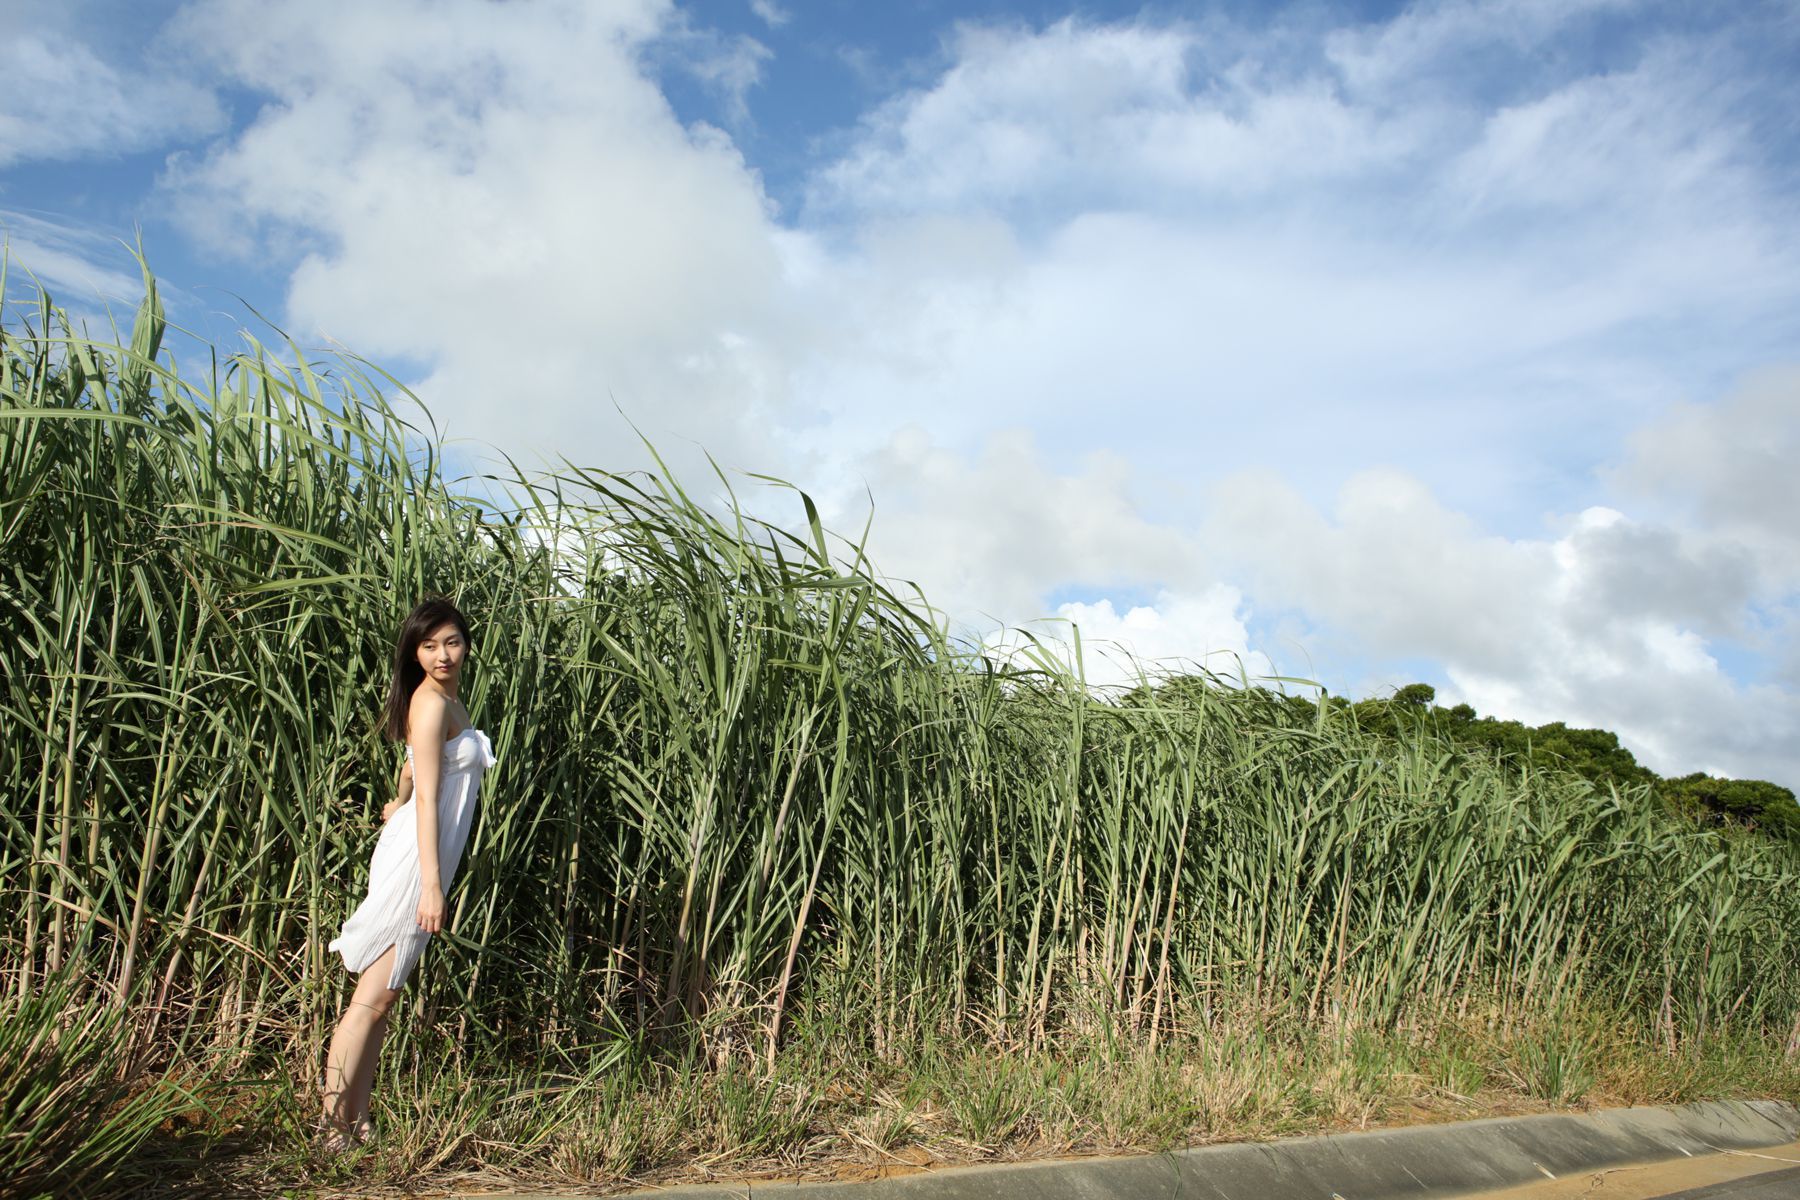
4,0 -> 1799,785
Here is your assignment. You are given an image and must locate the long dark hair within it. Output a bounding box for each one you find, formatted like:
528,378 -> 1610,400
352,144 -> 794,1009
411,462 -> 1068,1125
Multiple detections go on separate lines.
382,596 -> 472,741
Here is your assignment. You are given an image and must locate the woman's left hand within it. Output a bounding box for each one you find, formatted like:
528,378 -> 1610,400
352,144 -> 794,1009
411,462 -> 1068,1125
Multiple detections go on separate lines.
416,884 -> 446,933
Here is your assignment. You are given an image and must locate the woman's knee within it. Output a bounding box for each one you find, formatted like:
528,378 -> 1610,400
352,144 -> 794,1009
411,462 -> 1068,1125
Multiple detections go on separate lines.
353,978 -> 404,1019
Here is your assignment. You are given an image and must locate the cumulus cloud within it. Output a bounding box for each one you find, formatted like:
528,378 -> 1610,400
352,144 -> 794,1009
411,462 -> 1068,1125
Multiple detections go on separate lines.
157,0 -> 801,482
1611,368 -> 1800,584
1204,451 -> 1800,783
830,426 -> 1273,695
986,587 -> 1268,691
845,425 -> 1205,622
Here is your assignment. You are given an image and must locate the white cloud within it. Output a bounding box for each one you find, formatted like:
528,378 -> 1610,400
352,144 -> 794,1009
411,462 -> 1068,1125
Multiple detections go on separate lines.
808,17 -> 1418,221
158,0 -> 802,483
749,0 -> 789,30
989,587 -> 1269,691
1203,457 -> 1800,783
649,15 -> 773,128
1324,0 -> 1635,99
1611,368 -> 1800,585
844,425 -> 1205,623
0,211 -> 143,304
0,5 -> 222,168
835,427 -> 1276,694
1207,466 -> 1551,668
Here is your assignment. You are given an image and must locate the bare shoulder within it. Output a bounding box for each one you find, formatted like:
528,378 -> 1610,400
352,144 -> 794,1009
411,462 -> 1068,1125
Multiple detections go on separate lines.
408,689 -> 449,749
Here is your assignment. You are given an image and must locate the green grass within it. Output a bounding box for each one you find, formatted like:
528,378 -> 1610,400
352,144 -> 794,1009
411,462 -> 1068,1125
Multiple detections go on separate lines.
4,263 -> 1800,1195
0,948 -> 219,1200
169,990 -> 1800,1195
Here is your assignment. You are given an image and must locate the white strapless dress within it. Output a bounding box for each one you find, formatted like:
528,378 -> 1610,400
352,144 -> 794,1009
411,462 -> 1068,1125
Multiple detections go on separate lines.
329,727 -> 495,989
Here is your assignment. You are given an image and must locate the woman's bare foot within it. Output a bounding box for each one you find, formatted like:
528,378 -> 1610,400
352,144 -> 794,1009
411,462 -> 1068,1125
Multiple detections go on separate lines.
314,1112 -> 356,1154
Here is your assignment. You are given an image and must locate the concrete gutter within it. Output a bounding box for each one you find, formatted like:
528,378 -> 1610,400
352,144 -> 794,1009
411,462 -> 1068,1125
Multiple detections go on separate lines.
617,1099 -> 1800,1200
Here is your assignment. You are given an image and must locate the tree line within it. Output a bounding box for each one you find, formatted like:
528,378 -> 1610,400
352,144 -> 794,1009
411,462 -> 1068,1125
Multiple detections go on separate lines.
1331,683 -> 1796,843
1120,675 -> 1797,843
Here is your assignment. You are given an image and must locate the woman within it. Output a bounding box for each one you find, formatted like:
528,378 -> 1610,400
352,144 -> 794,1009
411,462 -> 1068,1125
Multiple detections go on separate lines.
318,596 -> 496,1150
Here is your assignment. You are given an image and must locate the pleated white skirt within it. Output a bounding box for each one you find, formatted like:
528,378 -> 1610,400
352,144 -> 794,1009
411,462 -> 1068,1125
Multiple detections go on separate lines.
329,727 -> 495,989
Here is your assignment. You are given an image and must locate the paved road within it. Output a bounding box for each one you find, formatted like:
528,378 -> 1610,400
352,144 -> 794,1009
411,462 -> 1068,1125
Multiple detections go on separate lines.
610,1145 -> 1800,1200
1656,1164 -> 1800,1198
481,1106 -> 1800,1200
1457,1144 -> 1800,1200
479,1155 -> 1800,1200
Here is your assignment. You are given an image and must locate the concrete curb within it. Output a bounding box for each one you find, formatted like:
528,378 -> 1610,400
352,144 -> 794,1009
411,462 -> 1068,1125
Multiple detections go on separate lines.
621,1099 -> 1800,1199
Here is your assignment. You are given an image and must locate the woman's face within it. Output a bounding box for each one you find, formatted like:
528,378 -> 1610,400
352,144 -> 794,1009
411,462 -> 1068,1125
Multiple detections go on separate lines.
416,620 -> 468,688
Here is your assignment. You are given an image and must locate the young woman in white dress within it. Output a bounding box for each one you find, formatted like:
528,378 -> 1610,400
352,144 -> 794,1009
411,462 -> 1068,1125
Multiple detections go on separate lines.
317,597 -> 496,1150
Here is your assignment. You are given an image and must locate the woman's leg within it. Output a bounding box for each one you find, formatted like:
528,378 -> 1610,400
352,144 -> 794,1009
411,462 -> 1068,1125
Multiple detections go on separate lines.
343,1001 -> 395,1134
321,943 -> 404,1140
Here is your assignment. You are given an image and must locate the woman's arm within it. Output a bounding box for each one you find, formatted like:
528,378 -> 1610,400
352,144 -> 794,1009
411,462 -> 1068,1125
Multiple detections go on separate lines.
407,691 -> 449,933
381,759 -> 415,822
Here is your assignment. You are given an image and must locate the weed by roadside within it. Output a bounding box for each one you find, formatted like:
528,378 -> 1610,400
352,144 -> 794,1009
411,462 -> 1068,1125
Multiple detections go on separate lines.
158,992 -> 1800,1198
